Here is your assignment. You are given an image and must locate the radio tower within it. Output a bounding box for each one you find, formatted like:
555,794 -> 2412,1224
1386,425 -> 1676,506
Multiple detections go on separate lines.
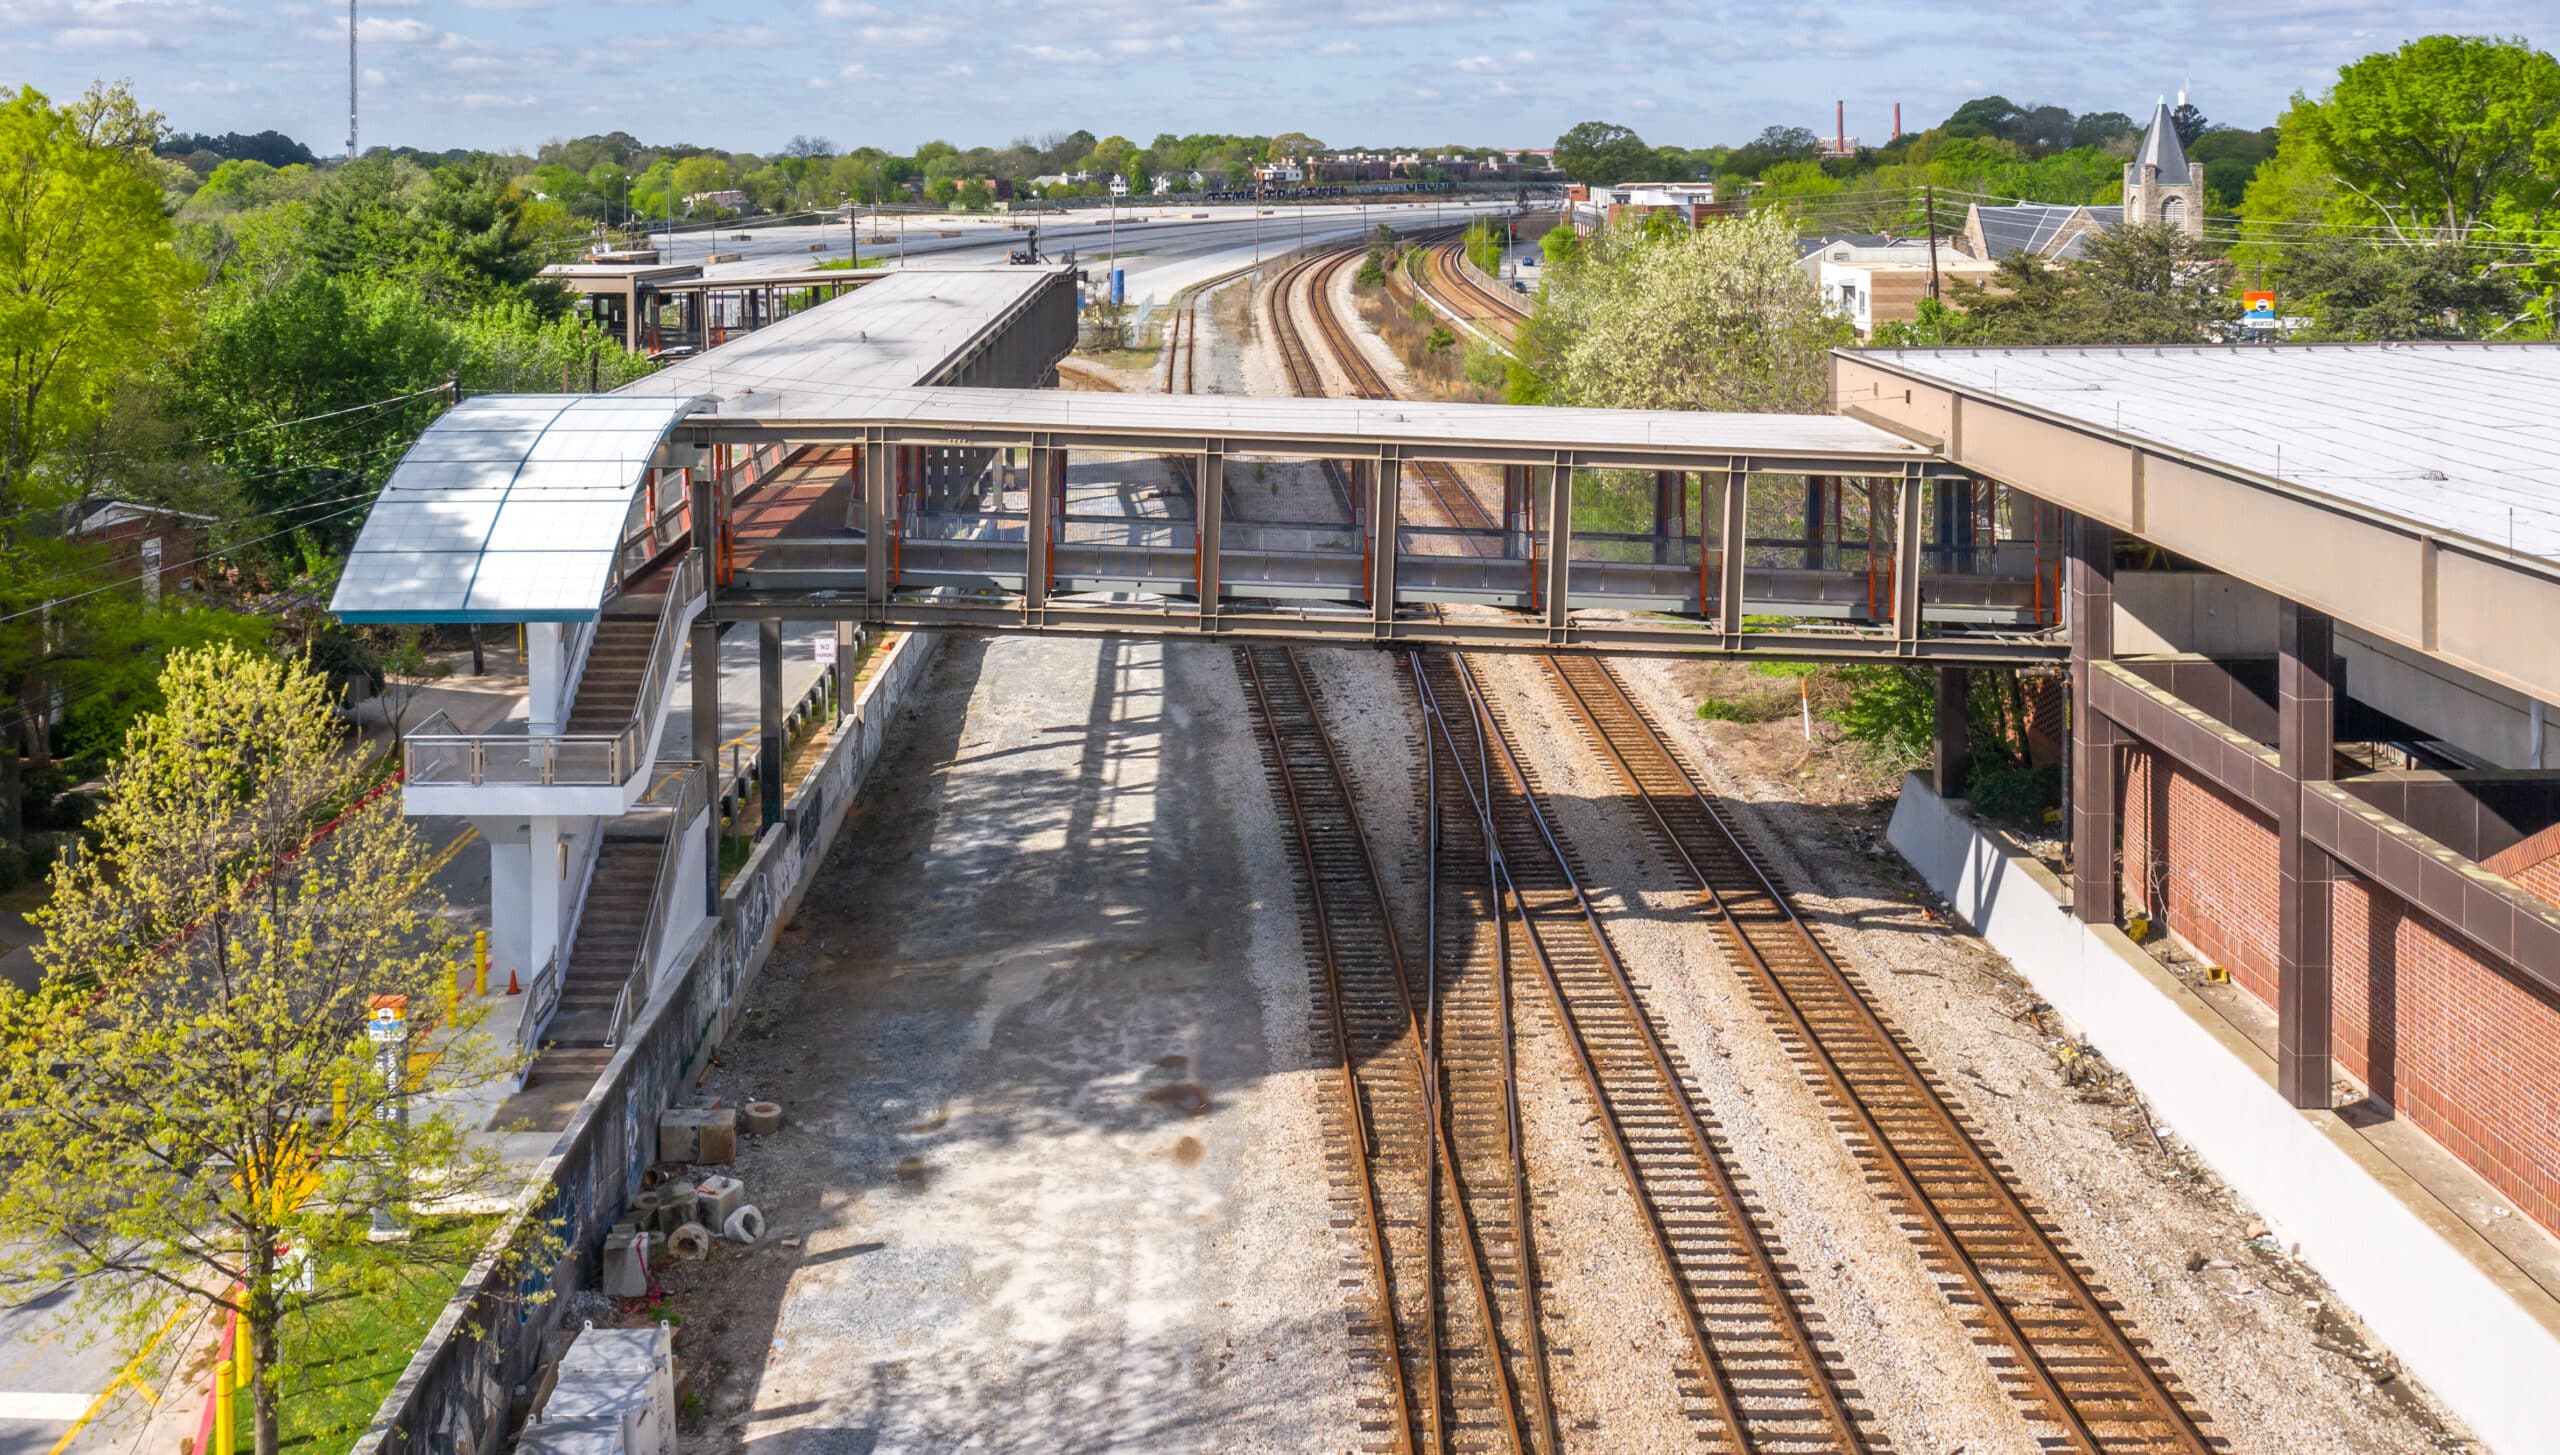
346,0 -> 359,160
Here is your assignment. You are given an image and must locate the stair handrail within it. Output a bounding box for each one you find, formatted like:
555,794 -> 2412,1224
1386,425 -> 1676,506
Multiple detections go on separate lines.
603,760 -> 708,1050
400,551 -> 704,790
513,951 -> 563,1078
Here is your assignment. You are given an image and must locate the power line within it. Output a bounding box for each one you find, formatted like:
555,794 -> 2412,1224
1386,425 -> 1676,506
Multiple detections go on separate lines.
0,502 -> 372,629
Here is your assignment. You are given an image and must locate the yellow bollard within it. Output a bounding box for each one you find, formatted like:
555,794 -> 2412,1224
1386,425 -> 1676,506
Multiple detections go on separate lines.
213,1358 -> 235,1455
474,930 -> 489,996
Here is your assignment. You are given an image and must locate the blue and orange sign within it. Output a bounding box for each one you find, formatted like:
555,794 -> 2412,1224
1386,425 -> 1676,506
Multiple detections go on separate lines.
2243,291 -> 2276,323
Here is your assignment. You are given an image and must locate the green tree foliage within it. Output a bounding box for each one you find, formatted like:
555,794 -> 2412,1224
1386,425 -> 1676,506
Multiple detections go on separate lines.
1532,210 -> 1848,413
2269,240 -> 2529,338
2285,34 -> 2560,242
0,644 -> 532,1455
0,84 -> 195,500
1905,225 -> 2235,344
1554,121 -> 1657,186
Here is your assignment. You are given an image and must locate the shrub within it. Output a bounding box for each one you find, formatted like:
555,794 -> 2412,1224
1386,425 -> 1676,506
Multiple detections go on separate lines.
1969,761 -> 2060,825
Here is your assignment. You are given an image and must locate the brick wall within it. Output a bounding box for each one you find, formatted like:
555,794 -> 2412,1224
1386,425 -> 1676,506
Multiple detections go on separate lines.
2121,744 -> 2560,1236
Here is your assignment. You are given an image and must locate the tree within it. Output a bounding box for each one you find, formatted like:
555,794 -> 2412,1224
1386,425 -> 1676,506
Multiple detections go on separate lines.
1554,121 -> 1655,186
0,83 -> 197,840
0,644 -> 531,1455
1270,131 -> 1324,164
2270,239 -> 2529,338
1539,209 -> 1848,413
2170,99 -> 2210,147
1931,224 -> 2236,344
2072,111 -> 2140,151
1943,96 -> 2021,139
2286,34 -> 2560,242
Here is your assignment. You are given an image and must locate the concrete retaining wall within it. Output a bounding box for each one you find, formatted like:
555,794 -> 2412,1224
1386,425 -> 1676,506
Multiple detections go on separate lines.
349,631 -> 942,1455
1888,773 -> 2560,1455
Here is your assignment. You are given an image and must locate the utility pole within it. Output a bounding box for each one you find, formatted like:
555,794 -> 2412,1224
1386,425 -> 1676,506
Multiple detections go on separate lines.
1923,184 -> 1942,302
346,0 -> 358,160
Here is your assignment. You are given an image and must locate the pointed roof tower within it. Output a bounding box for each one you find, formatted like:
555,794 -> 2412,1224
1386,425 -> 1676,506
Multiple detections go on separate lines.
2133,99 -> 2192,183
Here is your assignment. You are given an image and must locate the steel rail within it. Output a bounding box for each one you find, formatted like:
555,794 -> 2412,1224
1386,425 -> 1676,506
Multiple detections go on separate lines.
1538,653 -> 2214,1455
1416,651 -> 1871,1455
1240,644 -> 1537,1455
1236,644 -> 1425,1455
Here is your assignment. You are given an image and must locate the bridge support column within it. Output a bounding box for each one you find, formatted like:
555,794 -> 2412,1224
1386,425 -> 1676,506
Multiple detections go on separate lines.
1541,461 -> 1571,642
1196,444 -> 1224,627
1716,470 -> 1746,648
2278,599 -> 2339,1109
1503,465 -> 1528,559
529,815 -> 562,981
1368,457 -> 1401,638
1934,667 -> 1970,799
759,619 -> 785,835
2067,512 -> 2118,926
1653,470 -> 1680,564
863,431 -> 891,615
1024,441 -> 1053,624
1892,475 -> 1925,648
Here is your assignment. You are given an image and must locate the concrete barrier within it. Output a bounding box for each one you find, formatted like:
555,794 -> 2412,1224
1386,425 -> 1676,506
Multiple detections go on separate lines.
347,633 -> 942,1455
1888,772 -> 2560,1455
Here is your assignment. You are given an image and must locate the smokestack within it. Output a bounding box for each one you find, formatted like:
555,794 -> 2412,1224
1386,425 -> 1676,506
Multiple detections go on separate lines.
1894,102 -> 1902,139
1836,100 -> 1846,155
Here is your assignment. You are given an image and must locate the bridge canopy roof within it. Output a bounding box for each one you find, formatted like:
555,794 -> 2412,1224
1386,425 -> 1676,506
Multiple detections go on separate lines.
331,393 -> 710,624
687,383 -> 1941,467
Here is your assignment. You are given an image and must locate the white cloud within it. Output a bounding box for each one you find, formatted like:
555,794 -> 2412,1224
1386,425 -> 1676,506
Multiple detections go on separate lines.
458,92 -> 536,108
1316,39 -> 1359,56
856,21 -> 944,45
815,0 -> 885,15
1021,43 -> 1104,63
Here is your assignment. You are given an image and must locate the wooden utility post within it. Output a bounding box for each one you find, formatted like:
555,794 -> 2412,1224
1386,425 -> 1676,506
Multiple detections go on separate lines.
1923,184 -> 1942,303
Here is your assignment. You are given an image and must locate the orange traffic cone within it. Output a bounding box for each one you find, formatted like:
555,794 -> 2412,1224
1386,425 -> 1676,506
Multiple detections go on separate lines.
507,967 -> 522,995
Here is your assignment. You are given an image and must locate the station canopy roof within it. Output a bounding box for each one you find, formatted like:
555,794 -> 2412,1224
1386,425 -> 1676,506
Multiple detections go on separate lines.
331,394 -> 709,624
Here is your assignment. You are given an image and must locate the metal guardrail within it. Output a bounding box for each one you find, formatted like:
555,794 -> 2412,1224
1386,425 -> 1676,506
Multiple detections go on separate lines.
513,953 -> 562,1077
604,762 -> 708,1049
403,553 -> 705,790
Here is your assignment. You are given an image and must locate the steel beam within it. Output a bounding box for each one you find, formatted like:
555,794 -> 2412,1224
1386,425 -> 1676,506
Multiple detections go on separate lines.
1718,471 -> 1747,649
1197,442 -> 1225,623
2278,599 -> 2338,1110
862,431 -> 890,609
1024,440 -> 1052,624
1542,461 -> 1571,642
1368,457 -> 1401,640
1893,474 -> 1925,649
2068,512 -> 2120,925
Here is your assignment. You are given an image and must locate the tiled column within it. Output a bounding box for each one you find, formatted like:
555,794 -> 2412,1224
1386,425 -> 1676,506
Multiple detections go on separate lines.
2278,599 -> 2339,1109
2067,512 -> 2118,925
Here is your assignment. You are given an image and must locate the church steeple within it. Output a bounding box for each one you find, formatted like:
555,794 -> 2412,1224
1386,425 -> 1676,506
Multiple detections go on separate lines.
2125,97 -> 2204,235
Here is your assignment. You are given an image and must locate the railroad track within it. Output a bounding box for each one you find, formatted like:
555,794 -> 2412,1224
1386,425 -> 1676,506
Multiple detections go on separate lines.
1162,290 -> 1200,394
1536,655 -> 2217,1455
1421,240 -> 1530,340
1239,644 -> 1548,1455
1417,650 -> 1875,1455
1273,230 -> 2217,1455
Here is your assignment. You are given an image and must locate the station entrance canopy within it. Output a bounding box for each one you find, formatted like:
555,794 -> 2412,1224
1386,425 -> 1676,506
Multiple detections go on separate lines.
333,393 -> 710,623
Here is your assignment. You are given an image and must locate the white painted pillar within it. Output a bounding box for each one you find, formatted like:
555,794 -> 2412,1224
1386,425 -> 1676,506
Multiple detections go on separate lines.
526,622 -> 567,734
528,815 -> 563,975
487,837 -> 531,986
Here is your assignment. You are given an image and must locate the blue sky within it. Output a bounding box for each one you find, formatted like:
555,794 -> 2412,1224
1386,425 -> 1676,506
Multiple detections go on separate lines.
5,0 -> 2532,156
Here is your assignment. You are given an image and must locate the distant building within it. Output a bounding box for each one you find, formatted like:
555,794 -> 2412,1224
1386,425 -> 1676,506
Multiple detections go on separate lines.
684,189 -> 748,215
1796,236 -> 1999,338
2123,96 -> 2205,235
1961,201 -> 2125,262
1962,98 -> 2201,260
1570,181 -> 1725,230
1255,162 -> 1306,185
74,499 -> 212,606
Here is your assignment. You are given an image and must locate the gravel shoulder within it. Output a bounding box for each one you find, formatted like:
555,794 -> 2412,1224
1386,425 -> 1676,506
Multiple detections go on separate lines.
659,635 -> 1358,1455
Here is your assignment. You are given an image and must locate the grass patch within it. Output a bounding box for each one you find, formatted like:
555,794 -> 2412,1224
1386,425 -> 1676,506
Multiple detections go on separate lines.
232,1219 -> 489,1454
1697,695 -> 1789,724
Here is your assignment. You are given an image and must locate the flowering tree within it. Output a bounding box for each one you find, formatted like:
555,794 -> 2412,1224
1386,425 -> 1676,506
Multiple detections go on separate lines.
1542,209 -> 1848,415
0,644 -> 530,1455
